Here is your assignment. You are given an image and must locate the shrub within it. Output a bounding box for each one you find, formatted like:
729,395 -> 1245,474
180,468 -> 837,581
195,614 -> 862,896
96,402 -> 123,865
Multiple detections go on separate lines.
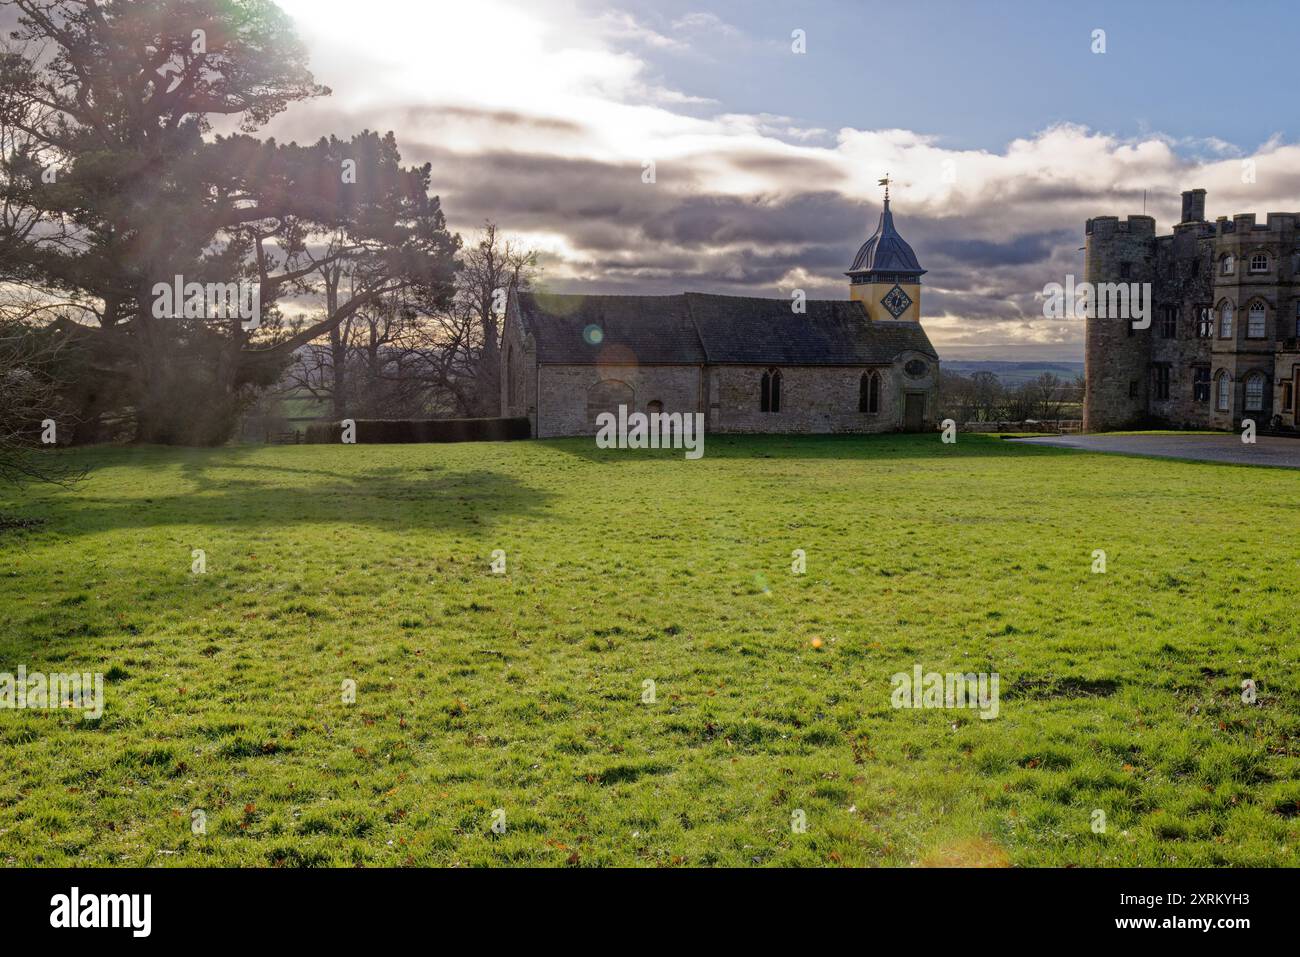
303,417 -> 531,444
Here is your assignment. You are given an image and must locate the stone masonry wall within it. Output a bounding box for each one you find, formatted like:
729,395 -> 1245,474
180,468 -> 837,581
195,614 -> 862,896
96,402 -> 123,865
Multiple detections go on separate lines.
500,307 -> 538,433
709,354 -> 937,434
1147,225 -> 1215,428
534,364 -> 703,438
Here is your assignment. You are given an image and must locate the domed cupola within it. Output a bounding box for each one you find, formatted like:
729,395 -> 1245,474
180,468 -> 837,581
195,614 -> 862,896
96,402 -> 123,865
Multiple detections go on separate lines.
847,177 -> 926,322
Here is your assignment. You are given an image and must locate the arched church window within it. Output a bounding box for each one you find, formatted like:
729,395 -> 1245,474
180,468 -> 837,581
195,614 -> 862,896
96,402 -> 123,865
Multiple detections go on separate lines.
1219,301 -> 1234,338
1215,371 -> 1231,412
1221,254 -> 1235,276
859,371 -> 880,413
761,369 -> 782,413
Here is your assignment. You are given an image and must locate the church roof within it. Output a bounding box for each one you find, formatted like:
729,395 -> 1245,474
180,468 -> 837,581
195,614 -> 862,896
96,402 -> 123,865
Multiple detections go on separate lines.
515,293 -> 707,364
684,294 -> 934,364
515,291 -> 937,366
847,199 -> 926,276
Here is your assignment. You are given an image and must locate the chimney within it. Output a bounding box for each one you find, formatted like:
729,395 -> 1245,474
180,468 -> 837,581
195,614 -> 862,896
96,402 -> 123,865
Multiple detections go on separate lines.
1181,189 -> 1207,224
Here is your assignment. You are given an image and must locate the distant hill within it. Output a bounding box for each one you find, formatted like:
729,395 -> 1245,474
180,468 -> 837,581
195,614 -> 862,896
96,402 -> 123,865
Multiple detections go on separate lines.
942,360 -> 1083,386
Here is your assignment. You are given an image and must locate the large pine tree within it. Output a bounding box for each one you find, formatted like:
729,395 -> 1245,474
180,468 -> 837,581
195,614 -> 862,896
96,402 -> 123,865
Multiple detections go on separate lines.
0,0 -> 460,444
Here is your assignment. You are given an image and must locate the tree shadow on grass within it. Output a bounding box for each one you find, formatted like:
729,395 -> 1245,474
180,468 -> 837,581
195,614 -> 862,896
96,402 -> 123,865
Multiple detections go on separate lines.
37,454 -> 557,539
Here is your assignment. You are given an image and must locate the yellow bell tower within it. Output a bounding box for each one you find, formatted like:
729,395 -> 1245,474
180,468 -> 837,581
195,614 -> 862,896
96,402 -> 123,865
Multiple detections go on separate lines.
847,176 -> 925,322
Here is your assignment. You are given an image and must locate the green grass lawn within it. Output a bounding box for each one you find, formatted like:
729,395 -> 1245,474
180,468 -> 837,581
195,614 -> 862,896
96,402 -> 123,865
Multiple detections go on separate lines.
1,434 -> 1297,867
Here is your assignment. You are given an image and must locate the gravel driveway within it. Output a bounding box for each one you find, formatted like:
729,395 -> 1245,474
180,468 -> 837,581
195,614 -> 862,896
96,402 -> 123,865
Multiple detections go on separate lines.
1009,433 -> 1300,469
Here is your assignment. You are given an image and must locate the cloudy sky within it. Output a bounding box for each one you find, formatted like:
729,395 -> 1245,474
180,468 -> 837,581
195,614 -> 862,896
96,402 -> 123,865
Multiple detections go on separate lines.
261,1 -> 1298,357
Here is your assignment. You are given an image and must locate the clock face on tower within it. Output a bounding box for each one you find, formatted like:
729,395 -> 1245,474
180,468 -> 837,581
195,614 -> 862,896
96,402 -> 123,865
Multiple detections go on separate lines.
881,284 -> 913,319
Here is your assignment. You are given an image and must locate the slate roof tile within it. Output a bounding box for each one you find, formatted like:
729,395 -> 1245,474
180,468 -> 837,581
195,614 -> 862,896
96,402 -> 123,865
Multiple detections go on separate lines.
515,290 -> 938,367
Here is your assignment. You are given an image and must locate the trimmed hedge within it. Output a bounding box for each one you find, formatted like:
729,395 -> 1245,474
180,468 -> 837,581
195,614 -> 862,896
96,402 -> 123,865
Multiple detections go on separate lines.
303,417 -> 531,444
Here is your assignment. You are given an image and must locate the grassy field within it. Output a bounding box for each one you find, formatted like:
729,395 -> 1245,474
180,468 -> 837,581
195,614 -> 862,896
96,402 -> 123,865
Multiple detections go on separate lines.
1,434 -> 1297,867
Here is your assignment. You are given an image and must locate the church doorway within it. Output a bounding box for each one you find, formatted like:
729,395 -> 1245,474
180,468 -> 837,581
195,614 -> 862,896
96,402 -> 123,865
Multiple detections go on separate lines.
904,393 -> 925,432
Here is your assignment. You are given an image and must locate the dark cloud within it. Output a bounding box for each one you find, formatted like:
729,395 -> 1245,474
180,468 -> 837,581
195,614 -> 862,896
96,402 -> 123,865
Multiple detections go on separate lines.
400,104 -> 585,134
926,230 -> 1071,267
641,192 -> 863,246
722,150 -> 847,184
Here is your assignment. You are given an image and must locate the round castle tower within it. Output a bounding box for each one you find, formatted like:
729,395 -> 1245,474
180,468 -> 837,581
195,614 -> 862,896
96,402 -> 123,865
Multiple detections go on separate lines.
1083,214 -> 1156,431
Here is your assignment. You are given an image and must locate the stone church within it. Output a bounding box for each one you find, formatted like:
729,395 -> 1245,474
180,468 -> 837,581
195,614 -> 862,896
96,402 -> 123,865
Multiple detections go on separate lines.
1085,188 -> 1300,432
500,192 -> 939,438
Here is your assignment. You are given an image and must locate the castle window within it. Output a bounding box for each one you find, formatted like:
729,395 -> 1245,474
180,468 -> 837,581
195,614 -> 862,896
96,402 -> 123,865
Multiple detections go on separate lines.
1219,301 -> 1234,338
1193,366 -> 1211,402
1284,380 -> 1295,412
859,371 -> 881,414
1151,363 -> 1171,401
1247,302 -> 1267,339
1160,306 -> 1178,339
1249,253 -> 1269,274
1128,380 -> 1139,399
1244,372 -> 1266,412
1215,371 -> 1231,412
1221,254 -> 1235,276
1197,307 -> 1213,338
761,369 -> 782,413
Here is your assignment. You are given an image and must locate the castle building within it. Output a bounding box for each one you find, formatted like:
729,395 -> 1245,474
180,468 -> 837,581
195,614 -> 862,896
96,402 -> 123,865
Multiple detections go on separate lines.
500,191 -> 939,438
1085,188 -> 1300,432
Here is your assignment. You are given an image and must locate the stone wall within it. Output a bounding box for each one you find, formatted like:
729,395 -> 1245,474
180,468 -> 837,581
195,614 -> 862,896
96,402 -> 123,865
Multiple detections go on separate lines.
708,353 -> 937,434
524,355 -> 939,437
1275,351 -> 1300,430
500,302 -> 539,433
1146,224 -> 1216,429
534,364 -> 703,438
1203,213 -> 1299,428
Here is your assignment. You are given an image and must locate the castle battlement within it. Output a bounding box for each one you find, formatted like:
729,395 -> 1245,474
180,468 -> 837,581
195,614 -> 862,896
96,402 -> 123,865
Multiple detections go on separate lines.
1213,212 -> 1300,236
1085,215 -> 1156,239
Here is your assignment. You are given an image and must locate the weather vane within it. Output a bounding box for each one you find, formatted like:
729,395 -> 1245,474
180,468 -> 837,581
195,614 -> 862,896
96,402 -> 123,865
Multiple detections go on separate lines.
878,174 -> 891,202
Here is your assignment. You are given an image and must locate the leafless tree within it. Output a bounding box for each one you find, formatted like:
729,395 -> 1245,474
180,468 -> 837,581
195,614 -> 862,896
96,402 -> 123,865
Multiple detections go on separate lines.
1026,372 -> 1071,420
0,314 -> 86,486
280,221 -> 539,420
457,222 -> 538,416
